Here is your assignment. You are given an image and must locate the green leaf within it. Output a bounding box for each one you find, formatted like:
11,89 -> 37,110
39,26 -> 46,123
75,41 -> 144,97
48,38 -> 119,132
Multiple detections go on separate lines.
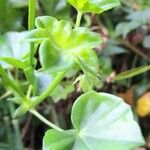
39,0 -> 70,18
115,21 -> 140,37
26,28 -> 49,43
28,16 -> 102,73
36,71 -> 75,103
0,57 -> 28,69
79,75 -> 93,92
76,49 -> 99,74
67,0 -> 120,14
114,65 -> 150,81
116,9 -> 150,37
0,32 -> 30,68
39,40 -> 72,72
43,91 -> 145,150
43,129 -> 76,150
76,56 -> 100,89
127,9 -> 150,24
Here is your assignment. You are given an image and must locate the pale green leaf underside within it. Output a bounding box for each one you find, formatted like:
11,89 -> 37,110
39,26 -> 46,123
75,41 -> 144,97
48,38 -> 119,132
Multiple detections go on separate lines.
0,32 -> 29,68
43,91 -> 145,150
27,16 -> 101,73
67,0 -> 120,14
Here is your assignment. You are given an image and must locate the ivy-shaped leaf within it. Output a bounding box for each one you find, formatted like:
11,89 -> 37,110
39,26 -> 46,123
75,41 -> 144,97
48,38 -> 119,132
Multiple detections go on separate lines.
27,16 -> 102,74
67,0 -> 120,14
43,91 -> 145,150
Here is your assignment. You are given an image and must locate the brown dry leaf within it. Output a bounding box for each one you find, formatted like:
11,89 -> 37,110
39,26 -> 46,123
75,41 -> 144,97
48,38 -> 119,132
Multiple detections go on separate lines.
136,92 -> 150,117
118,86 -> 135,105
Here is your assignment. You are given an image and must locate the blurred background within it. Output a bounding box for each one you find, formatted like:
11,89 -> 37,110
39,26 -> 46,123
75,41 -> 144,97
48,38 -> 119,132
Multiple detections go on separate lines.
0,0 -> 150,149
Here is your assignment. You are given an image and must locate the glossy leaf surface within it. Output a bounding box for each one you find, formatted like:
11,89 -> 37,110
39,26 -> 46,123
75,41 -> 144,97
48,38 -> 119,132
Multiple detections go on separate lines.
27,16 -> 101,73
67,0 -> 120,14
43,91 -> 144,150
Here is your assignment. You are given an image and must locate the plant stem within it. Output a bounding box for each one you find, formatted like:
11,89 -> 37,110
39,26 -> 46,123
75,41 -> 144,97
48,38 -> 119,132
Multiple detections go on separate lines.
28,0 -> 36,66
9,102 -> 24,150
28,0 -> 36,30
29,43 -> 35,66
12,120 -> 24,150
0,91 -> 12,101
4,116 -> 13,150
75,11 -> 82,28
0,65 -> 25,98
27,85 -> 33,98
30,109 -> 63,132
32,69 -> 68,108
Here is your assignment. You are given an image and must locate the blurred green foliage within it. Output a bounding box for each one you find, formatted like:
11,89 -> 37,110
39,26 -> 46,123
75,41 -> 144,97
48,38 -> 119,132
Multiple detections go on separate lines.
0,0 -> 25,32
0,0 -> 150,149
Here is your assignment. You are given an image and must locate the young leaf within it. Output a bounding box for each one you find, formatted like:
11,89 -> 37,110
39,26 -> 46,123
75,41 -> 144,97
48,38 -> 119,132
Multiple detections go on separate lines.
39,40 -> 72,72
27,16 -> 102,73
43,91 -> 145,150
67,0 -> 120,14
25,28 -> 49,43
79,75 -> 93,92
